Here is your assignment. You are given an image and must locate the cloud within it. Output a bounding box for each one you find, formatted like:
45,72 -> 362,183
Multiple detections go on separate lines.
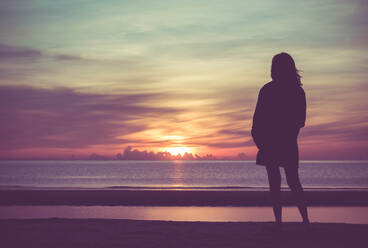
53,54 -> 83,61
219,129 -> 250,137
300,119 -> 368,143
0,43 -> 42,60
0,83 -> 261,157
0,85 -> 183,150
119,146 -> 215,160
202,140 -> 254,149
113,146 -> 245,160
0,43 -> 85,62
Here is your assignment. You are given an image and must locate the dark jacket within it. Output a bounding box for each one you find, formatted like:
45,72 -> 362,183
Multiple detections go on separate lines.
251,81 -> 306,167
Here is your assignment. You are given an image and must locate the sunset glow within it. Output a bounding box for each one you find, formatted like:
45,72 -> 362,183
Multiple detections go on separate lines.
165,147 -> 193,156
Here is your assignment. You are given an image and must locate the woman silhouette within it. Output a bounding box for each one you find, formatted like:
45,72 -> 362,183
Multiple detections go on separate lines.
251,52 -> 309,224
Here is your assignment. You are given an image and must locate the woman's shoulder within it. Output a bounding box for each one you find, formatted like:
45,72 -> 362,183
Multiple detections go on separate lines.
259,81 -> 275,93
261,81 -> 275,89
258,81 -> 278,97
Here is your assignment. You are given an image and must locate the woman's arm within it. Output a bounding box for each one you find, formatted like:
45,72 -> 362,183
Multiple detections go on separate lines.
251,88 -> 266,149
299,87 -> 306,128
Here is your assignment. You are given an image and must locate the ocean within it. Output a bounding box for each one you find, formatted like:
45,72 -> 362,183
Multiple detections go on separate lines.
1,160 -> 367,190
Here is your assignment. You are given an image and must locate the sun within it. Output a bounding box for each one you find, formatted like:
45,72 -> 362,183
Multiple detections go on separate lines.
165,147 -> 192,156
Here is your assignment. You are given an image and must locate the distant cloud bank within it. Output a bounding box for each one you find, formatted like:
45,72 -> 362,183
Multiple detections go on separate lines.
88,146 -> 248,161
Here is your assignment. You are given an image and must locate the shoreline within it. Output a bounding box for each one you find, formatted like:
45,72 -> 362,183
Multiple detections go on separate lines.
1,189 -> 368,206
3,185 -> 368,191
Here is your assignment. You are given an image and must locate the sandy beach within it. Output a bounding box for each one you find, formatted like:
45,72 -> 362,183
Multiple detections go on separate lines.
1,218 -> 367,248
2,189 -> 368,247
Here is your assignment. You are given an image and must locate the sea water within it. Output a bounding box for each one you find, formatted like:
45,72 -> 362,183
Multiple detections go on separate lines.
0,160 -> 367,190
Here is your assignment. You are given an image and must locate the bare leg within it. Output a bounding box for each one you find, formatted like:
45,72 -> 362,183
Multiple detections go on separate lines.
266,165 -> 282,224
284,166 -> 309,224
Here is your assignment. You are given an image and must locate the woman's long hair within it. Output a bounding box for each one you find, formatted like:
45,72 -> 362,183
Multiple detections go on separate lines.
271,52 -> 302,86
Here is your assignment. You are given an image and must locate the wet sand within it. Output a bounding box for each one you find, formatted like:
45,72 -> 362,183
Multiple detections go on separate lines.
1,218 -> 367,248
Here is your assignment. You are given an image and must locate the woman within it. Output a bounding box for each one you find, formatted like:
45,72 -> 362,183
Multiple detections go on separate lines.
251,52 -> 309,225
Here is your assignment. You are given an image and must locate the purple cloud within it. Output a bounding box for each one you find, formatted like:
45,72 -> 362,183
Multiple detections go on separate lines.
0,43 -> 42,60
0,85 -> 183,150
53,54 -> 83,61
0,43 -> 85,63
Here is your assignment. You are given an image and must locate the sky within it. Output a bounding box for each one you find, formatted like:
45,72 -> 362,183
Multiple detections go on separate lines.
1,0 -> 367,160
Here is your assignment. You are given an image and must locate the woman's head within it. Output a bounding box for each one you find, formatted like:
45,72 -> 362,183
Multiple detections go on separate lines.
271,52 -> 302,86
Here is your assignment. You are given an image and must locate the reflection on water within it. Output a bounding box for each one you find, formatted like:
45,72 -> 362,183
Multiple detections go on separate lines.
1,206 -> 367,224
172,160 -> 184,187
